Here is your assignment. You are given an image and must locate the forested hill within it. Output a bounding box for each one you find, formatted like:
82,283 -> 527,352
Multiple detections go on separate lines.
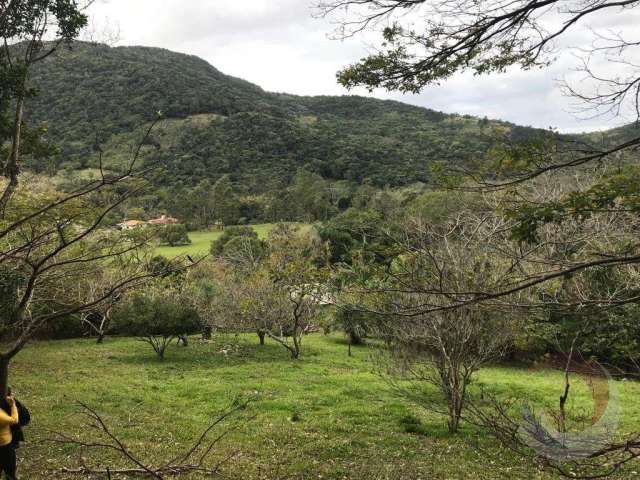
25,42 -> 542,190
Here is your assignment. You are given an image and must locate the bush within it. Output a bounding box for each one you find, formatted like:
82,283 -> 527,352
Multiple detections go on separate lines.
210,226 -> 257,256
157,224 -> 191,246
113,291 -> 200,359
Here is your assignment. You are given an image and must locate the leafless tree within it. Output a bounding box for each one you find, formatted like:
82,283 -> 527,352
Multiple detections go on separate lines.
353,216 -> 516,432
237,269 -> 313,356
382,306 -> 513,433
73,266 -> 129,343
0,117 -> 191,393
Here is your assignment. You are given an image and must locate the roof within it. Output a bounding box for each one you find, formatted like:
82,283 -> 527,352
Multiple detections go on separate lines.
118,220 -> 146,227
148,215 -> 179,225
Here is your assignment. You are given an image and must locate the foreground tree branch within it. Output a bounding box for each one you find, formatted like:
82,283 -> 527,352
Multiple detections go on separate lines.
50,399 -> 252,478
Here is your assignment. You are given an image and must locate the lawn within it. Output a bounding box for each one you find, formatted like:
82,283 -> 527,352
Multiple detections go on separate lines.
154,223 -> 280,258
12,334 -> 640,479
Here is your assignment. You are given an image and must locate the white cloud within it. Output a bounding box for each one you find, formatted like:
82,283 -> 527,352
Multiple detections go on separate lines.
86,0 -> 638,132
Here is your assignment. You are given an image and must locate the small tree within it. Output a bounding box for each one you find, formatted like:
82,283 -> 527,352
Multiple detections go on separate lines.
221,235 -> 266,270
237,269 -> 294,350
74,268 -> 122,344
383,307 -> 512,433
210,225 -> 257,256
184,259 -> 236,339
351,217 -> 516,432
334,306 -> 369,357
157,224 -> 191,246
258,224 -> 329,358
114,284 -> 200,359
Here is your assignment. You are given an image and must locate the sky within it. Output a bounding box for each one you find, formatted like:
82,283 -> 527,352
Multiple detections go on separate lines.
85,0 -> 640,133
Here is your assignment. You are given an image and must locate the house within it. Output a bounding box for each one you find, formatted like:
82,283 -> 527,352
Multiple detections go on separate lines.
116,215 -> 180,230
147,214 -> 179,226
116,219 -> 147,230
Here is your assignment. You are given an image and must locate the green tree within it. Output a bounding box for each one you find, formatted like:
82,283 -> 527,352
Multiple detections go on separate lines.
289,169 -> 334,221
262,224 -> 330,358
157,224 -> 191,246
211,175 -> 240,225
210,226 -> 257,256
113,284 -> 200,360
1,0 -> 87,214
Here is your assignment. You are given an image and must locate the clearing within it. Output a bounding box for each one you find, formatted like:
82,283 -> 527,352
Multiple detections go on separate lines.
13,333 -> 640,479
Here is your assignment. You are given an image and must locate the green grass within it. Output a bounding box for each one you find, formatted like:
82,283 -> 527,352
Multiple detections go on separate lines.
154,223 -> 280,258
12,334 -> 640,479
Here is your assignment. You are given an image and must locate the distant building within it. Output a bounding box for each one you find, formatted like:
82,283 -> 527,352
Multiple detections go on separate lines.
147,214 -> 179,226
116,214 -> 179,230
116,219 -> 147,230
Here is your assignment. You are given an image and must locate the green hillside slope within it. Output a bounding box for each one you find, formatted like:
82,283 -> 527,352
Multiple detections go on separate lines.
25,42 -> 542,190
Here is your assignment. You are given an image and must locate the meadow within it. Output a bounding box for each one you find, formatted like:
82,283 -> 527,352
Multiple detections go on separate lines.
154,224 -> 279,258
13,333 -> 640,479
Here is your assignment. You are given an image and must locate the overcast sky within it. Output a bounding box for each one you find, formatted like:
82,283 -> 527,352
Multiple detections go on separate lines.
86,0 -> 640,133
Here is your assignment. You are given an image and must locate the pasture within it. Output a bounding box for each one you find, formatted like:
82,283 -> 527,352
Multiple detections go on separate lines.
13,333 -> 640,479
154,224 -> 279,258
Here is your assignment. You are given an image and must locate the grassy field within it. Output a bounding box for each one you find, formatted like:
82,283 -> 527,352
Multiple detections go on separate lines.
12,333 -> 640,479
154,223 -> 280,258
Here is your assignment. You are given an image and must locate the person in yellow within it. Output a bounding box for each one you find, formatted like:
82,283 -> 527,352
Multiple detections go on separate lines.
0,395 -> 18,479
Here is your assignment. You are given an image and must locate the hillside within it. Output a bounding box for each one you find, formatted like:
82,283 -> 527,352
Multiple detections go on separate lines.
25,42 -> 542,191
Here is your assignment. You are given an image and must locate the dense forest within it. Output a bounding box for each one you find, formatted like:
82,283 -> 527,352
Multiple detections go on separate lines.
22,42 -> 551,226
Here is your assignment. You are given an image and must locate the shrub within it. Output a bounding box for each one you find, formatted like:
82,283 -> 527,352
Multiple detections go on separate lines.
157,224 -> 191,246
113,290 -> 200,359
210,226 -> 257,256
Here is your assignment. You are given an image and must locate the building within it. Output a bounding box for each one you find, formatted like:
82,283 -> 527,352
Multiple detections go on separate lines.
116,219 -> 147,230
147,214 -> 179,226
116,215 -> 179,230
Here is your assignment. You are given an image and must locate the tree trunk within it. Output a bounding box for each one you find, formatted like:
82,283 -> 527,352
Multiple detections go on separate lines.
96,332 -> 105,344
447,383 -> 464,433
258,331 -> 265,346
0,96 -> 24,217
291,330 -> 301,359
0,357 -> 10,398
348,330 -> 363,346
202,325 -> 212,340
348,339 -> 352,357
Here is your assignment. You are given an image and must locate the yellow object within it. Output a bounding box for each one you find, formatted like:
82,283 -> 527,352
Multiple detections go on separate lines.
0,402 -> 18,446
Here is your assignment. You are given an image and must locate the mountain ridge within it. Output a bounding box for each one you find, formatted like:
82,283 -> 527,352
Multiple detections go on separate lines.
25,41 -> 543,188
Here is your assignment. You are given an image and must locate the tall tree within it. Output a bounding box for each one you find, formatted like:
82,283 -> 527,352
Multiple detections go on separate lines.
211,174 -> 240,225
0,2 -> 190,395
1,0 -> 88,215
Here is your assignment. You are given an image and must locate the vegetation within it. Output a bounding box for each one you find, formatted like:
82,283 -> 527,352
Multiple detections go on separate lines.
15,334 -> 640,479
112,281 -> 200,359
19,42 -> 553,228
156,224 -> 191,246
3,1 -> 640,478
154,223 -> 278,258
